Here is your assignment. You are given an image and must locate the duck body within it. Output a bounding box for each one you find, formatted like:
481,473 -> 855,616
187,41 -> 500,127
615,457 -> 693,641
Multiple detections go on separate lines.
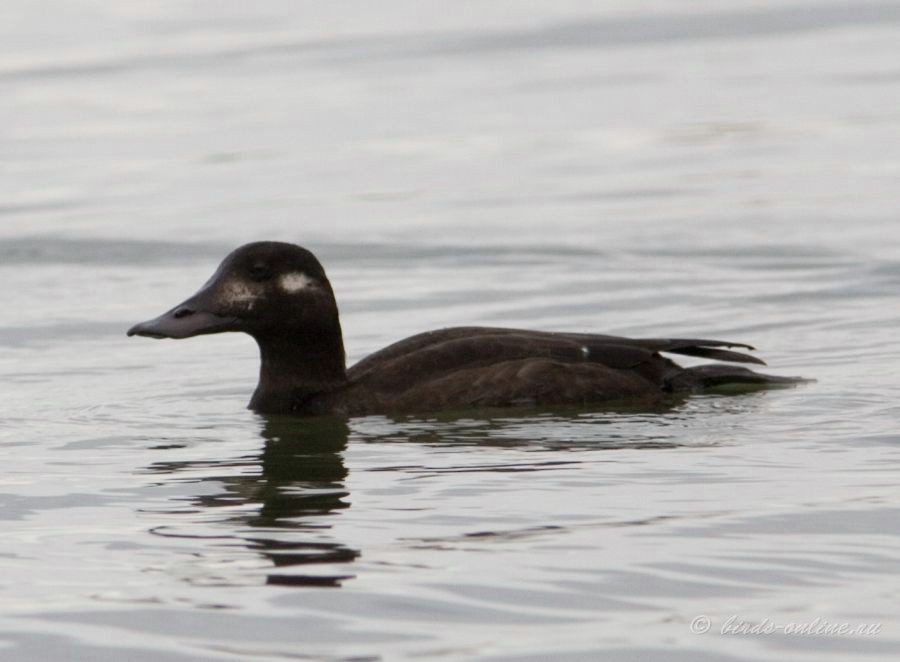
127,242 -> 804,416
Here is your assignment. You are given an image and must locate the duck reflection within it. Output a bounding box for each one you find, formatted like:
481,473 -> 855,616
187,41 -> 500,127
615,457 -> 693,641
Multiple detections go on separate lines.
253,416 -> 358,586
148,416 -> 358,587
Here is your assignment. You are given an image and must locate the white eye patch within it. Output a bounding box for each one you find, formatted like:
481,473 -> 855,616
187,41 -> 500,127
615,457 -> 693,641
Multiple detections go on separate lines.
279,272 -> 315,293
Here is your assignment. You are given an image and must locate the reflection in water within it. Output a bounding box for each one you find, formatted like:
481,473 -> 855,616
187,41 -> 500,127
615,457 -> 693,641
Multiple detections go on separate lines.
141,395 -> 759,589
254,416 -> 358,587
347,398 -> 709,452
147,416 -> 358,587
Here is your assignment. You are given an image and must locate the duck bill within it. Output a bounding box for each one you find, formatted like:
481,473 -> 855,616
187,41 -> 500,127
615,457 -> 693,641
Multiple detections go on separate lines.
127,289 -> 239,340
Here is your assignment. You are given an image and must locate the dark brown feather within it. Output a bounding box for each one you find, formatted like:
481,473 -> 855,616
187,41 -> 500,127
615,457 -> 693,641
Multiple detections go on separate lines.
128,242 -> 805,416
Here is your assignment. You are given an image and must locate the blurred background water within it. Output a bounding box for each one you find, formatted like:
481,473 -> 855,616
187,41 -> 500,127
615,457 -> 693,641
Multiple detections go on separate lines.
2,1 -> 900,660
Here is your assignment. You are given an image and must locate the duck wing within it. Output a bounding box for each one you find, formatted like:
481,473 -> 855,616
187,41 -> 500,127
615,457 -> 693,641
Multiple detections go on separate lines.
620,337 -> 765,366
341,327 -> 799,414
345,330 -> 667,411
348,326 -> 764,384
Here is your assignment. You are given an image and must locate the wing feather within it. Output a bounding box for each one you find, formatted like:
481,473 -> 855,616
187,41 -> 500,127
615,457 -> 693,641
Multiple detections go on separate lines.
348,326 -> 766,383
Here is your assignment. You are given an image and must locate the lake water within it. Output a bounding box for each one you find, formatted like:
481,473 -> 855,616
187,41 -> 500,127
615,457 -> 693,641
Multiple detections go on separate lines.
3,1 -> 900,660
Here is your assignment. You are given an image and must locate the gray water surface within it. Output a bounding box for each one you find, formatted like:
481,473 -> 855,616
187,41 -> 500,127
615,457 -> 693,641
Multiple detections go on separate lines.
3,1 -> 900,660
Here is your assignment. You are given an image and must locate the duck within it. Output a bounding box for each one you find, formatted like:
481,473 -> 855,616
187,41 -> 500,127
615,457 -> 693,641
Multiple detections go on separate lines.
127,241 -> 804,416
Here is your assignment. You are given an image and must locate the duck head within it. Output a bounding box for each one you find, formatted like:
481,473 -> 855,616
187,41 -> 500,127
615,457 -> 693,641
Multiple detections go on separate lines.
128,242 -> 347,411
128,242 -> 339,340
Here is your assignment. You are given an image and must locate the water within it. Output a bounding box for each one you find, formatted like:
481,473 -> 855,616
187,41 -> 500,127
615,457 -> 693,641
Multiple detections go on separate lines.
3,1 -> 900,659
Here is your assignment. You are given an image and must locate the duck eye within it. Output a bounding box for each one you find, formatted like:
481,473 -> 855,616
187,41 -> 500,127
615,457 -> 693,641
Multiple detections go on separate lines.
248,262 -> 270,281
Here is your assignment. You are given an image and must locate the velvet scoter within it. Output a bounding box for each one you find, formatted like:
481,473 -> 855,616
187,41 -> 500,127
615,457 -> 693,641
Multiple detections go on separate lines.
127,242 -> 804,415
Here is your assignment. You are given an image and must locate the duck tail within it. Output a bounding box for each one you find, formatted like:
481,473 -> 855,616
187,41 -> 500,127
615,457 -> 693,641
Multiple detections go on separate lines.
665,365 -> 811,393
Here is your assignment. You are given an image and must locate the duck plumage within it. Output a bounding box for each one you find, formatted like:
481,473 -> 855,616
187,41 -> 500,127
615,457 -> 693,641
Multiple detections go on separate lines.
127,242 -> 804,416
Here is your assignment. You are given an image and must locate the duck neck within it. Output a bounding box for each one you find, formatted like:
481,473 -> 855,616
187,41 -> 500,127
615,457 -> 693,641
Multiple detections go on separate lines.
249,326 -> 348,414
